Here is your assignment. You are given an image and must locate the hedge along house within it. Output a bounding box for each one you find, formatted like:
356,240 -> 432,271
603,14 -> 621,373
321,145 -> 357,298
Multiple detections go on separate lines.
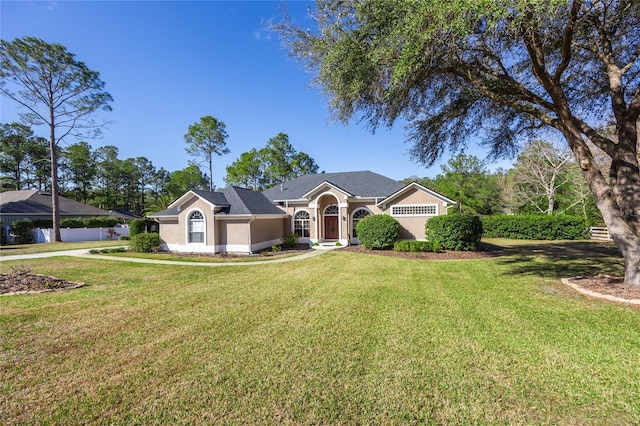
150,171 -> 455,254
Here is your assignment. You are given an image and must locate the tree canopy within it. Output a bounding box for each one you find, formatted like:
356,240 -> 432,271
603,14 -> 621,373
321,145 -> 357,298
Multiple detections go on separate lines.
184,115 -> 230,191
0,36 -> 113,241
225,133 -> 319,190
278,0 -> 640,285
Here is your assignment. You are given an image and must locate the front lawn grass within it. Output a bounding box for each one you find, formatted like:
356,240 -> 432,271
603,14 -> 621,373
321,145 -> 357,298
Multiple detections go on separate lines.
0,240 -> 124,256
1,241 -> 638,424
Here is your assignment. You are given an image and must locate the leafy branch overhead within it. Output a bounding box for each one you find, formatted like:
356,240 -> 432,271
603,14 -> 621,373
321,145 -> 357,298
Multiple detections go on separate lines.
277,0 -> 640,286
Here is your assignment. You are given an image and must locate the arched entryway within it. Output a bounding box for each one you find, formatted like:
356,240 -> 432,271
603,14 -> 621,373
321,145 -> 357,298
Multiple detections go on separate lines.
323,204 -> 339,240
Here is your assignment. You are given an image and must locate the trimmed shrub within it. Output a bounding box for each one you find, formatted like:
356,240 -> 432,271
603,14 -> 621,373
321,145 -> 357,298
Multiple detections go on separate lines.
129,219 -> 147,237
60,217 -> 85,228
425,214 -> 483,251
31,217 -> 119,229
10,219 -> 34,244
281,232 -> 299,248
393,240 -> 440,253
355,214 -> 400,249
481,214 -> 588,240
31,219 -> 53,229
82,216 -> 119,228
129,232 -> 160,253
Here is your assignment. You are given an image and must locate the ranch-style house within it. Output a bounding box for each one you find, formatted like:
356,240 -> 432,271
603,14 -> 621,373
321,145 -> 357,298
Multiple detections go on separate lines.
149,171 -> 455,253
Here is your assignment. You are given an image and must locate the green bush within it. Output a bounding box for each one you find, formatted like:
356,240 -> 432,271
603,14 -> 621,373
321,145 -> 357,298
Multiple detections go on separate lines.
60,217 -> 85,228
31,219 -> 53,229
118,235 -> 130,241
10,219 -> 34,244
129,233 -> 160,253
82,216 -> 119,228
281,232 -> 299,248
393,240 -> 440,253
31,217 -> 119,229
425,214 -> 483,251
481,215 -> 588,240
129,219 -> 147,237
355,214 -> 400,249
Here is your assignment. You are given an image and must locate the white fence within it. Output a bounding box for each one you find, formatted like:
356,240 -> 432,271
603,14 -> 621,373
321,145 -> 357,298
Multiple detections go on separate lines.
32,225 -> 130,243
589,227 -> 612,241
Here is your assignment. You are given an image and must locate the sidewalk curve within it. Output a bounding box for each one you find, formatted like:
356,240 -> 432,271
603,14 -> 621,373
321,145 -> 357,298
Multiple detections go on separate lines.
1,246 -> 330,266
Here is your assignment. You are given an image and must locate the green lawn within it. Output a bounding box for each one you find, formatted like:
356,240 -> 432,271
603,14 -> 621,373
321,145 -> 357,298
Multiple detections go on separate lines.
0,240 -> 124,256
1,240 -> 638,424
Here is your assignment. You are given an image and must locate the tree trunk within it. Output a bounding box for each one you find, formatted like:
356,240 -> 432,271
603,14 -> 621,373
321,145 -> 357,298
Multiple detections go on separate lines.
50,130 -> 62,242
562,128 -> 640,286
49,103 -> 61,242
209,154 -> 214,192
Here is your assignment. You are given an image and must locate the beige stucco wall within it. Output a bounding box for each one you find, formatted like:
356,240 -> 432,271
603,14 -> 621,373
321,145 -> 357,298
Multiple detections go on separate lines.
396,216 -> 429,240
384,186 -> 448,240
156,216 -> 180,248
251,218 -> 285,242
155,196 -> 218,251
219,220 -> 248,247
387,187 -> 446,207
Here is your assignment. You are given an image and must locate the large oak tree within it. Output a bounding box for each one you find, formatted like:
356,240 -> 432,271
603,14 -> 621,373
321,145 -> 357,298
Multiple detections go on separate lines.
279,0 -> 640,285
0,37 -> 112,241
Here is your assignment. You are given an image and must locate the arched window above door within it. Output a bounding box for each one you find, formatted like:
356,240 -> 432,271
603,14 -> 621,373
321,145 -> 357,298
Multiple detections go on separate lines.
324,205 -> 339,215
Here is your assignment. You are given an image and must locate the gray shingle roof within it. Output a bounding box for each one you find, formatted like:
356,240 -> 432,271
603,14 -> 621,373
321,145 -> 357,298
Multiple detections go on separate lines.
219,187 -> 285,215
191,189 -> 231,207
150,187 -> 285,217
262,171 -> 405,201
148,208 -> 178,217
0,190 -> 111,216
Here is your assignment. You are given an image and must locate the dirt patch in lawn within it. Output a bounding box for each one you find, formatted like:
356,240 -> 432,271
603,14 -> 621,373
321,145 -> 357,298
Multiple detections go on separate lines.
0,267 -> 85,296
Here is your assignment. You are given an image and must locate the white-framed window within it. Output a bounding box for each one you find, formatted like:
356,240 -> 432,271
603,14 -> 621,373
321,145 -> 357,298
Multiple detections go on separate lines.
391,204 -> 438,216
293,210 -> 310,238
351,208 -> 371,238
188,210 -> 205,243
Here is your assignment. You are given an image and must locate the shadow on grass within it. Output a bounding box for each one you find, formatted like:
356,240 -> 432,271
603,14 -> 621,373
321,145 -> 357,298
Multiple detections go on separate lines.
488,240 -> 624,279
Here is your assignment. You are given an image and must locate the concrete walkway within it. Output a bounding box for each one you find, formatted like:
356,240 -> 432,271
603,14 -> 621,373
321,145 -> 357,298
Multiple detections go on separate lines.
0,245 -> 335,267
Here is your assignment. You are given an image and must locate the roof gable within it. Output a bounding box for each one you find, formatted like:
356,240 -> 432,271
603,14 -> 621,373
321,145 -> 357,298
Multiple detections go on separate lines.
302,181 -> 354,199
262,171 -> 405,201
161,187 -> 285,217
167,189 -> 230,211
377,182 -> 456,207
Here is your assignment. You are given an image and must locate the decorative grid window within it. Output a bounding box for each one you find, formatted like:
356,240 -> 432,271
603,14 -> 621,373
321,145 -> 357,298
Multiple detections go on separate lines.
352,209 -> 371,238
188,211 -> 205,243
294,211 -> 310,238
324,205 -> 339,215
391,205 -> 438,216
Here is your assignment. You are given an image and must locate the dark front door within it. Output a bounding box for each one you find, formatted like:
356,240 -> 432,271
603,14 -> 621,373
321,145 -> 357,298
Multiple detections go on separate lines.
324,216 -> 339,239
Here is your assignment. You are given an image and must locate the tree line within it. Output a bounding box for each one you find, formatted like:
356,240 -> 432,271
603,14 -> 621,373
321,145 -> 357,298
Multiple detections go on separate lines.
1,121 -> 320,216
2,117 -> 602,224
404,143 -> 602,225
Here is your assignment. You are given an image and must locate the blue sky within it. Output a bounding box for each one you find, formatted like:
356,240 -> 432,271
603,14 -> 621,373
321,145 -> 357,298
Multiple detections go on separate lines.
1,0 -> 512,188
